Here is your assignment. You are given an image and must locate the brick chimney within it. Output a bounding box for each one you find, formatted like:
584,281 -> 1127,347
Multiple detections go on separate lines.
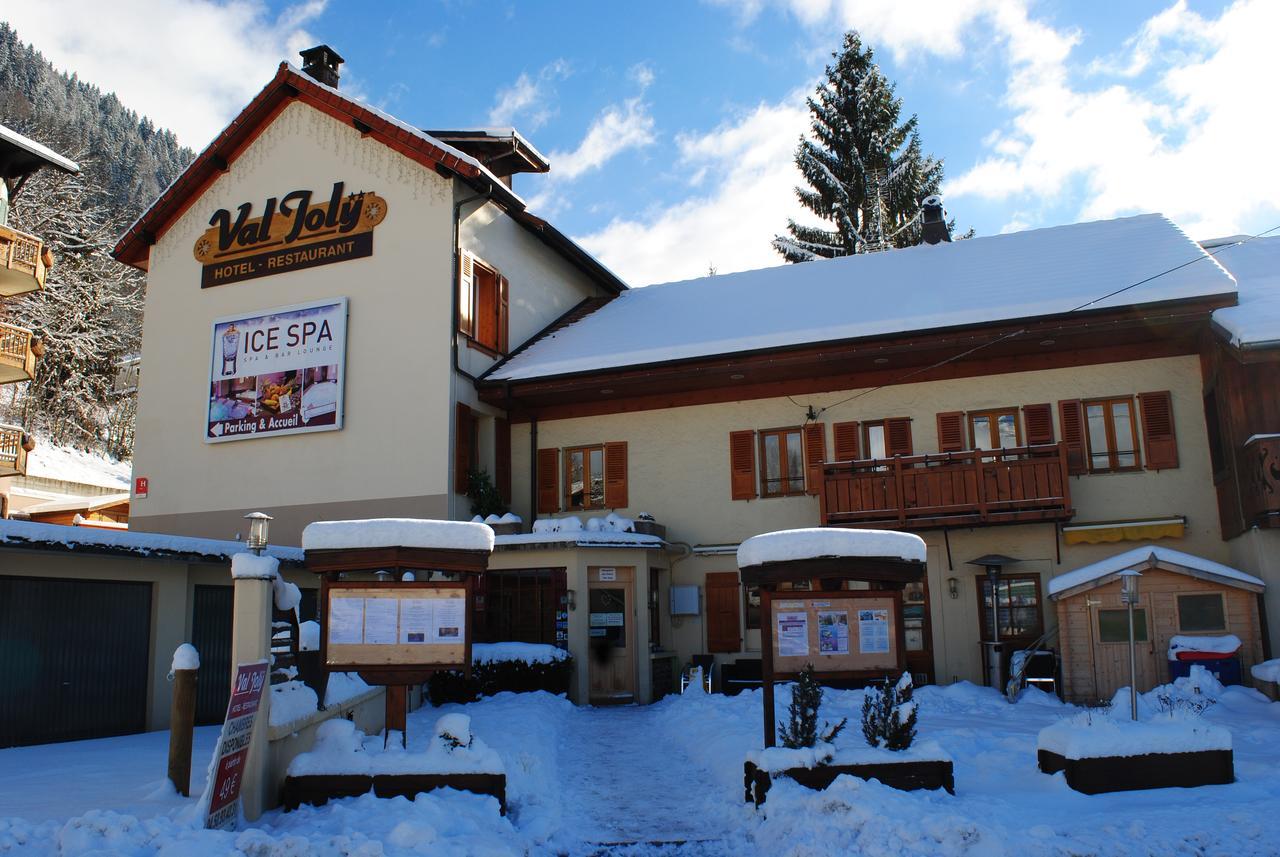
299,45 -> 343,88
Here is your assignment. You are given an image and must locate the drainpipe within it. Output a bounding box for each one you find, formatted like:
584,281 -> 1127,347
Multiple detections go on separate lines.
529,415 -> 538,529
451,185 -> 489,385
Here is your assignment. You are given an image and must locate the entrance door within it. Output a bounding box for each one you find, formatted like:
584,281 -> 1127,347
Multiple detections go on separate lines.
1090,594 -> 1160,698
902,577 -> 935,684
588,566 -> 634,704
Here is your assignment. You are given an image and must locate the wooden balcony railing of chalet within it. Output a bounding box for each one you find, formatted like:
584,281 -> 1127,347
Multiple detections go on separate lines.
1241,434 -> 1280,528
820,442 -> 1074,530
0,424 -> 29,478
0,224 -> 50,298
0,322 -> 38,384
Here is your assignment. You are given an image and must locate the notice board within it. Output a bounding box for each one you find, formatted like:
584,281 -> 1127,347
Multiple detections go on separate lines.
763,590 -> 903,678
324,582 -> 468,670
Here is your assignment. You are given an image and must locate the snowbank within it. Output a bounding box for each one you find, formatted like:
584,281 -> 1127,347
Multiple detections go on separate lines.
22,439 -> 130,489
269,681 -> 320,727
1037,712 -> 1230,759
747,740 -> 951,772
230,552 -> 279,580
170,643 -> 199,672
1168,634 -> 1241,659
324,672 -> 373,708
1251,658 -> 1280,684
298,620 -> 320,652
472,642 -> 569,665
287,716 -> 504,776
738,527 -> 926,567
301,518 -> 495,552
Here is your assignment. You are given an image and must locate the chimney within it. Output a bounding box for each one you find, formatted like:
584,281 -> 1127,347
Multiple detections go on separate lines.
920,195 -> 952,245
299,45 -> 343,88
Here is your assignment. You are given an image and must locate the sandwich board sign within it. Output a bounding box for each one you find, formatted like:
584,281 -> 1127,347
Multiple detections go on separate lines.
204,660 -> 269,830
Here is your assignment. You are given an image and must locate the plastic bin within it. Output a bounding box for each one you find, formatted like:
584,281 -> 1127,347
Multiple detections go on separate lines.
1167,655 -> 1241,685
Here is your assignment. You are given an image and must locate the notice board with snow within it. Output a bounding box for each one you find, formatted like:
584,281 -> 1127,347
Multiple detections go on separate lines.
763,590 -> 903,678
324,582 -> 469,674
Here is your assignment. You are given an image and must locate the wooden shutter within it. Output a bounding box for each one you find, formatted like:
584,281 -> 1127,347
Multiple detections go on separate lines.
705,572 -> 742,653
1058,399 -> 1086,475
457,251 -> 475,336
936,412 -> 964,453
497,275 -> 510,354
1022,403 -> 1054,446
494,418 -> 511,503
886,417 -> 913,457
729,430 -> 757,500
833,421 -> 860,461
803,423 -> 826,495
604,441 -> 628,508
1139,391 -> 1179,470
537,448 -> 559,514
454,403 -> 473,494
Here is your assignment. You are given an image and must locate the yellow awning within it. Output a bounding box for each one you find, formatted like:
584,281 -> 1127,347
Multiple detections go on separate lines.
1063,518 -> 1185,545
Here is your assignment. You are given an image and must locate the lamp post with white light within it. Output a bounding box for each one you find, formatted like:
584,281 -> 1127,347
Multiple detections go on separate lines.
244,512 -> 272,555
1120,569 -> 1142,721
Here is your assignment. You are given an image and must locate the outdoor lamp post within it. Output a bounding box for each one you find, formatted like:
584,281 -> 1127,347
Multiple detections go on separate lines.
1120,569 -> 1142,721
244,512 -> 272,555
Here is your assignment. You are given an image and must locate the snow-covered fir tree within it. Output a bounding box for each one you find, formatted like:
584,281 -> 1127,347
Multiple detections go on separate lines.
778,663 -> 847,749
773,31 -> 946,263
861,672 -> 919,750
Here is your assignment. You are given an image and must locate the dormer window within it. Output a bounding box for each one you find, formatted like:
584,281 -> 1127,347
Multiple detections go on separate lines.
458,251 -> 509,355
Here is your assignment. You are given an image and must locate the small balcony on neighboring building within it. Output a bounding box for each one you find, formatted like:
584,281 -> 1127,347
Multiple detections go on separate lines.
0,224 -> 51,297
1240,434 -> 1280,529
0,424 -> 31,478
820,443 -> 1074,530
0,322 -> 38,384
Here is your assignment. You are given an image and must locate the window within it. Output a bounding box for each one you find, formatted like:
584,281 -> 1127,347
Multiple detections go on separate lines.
1178,593 -> 1227,632
864,422 -> 887,459
969,409 -> 1020,450
1099,608 -> 1149,643
565,445 -> 606,510
977,574 -> 1043,643
744,586 -> 761,630
1084,397 -> 1140,472
759,427 -> 805,497
458,252 -> 508,354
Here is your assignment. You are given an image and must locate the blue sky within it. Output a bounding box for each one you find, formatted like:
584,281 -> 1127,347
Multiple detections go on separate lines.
7,1 -> 1277,285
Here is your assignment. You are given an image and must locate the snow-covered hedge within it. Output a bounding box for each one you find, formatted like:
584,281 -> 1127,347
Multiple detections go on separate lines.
428,643 -> 572,705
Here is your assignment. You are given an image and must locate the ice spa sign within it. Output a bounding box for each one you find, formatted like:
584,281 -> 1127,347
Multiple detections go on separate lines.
207,298 -> 347,443
193,182 -> 388,288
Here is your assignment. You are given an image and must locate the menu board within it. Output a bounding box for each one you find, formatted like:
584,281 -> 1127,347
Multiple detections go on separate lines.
325,585 -> 467,668
767,592 -> 900,676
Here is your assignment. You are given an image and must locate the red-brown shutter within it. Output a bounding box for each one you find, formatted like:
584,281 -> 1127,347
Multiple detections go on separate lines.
497,275 -> 510,354
803,423 -> 826,495
537,448 -> 560,514
832,421 -> 860,461
705,572 -> 742,653
454,403 -> 473,494
936,412 -> 964,453
604,441 -> 628,508
458,251 -> 475,336
1139,391 -> 1179,470
1058,399 -> 1086,475
494,417 -> 511,503
886,417 -> 913,457
1023,403 -> 1054,446
729,430 -> 757,500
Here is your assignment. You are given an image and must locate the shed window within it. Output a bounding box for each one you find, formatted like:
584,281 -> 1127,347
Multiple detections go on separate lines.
759,428 -> 805,497
1099,608 -> 1149,643
1177,593 -> 1227,632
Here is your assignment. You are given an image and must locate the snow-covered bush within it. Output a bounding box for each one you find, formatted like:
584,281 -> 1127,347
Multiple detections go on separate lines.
779,664 -> 846,749
861,673 -> 918,751
435,713 -> 474,752
428,645 -> 573,704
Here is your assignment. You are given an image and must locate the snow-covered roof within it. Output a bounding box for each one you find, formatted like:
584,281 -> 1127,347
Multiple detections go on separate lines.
301,518 -> 495,553
489,214 -> 1236,382
19,492 -> 130,515
1205,235 -> 1280,348
21,442 -> 131,491
1048,545 -> 1264,598
737,528 -> 926,568
0,518 -> 303,563
494,530 -> 663,550
0,122 -> 80,175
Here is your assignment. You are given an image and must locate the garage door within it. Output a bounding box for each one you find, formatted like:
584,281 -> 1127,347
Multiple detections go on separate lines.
0,575 -> 152,747
192,585 -> 233,725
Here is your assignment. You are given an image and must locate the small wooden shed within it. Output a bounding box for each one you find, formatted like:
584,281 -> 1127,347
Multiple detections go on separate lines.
1049,545 -> 1266,703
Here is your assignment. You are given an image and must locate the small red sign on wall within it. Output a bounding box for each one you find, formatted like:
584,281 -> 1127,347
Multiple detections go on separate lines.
134,476 -> 149,498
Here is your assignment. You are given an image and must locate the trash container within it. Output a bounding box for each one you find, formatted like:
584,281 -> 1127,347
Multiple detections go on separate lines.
1168,652 -> 1242,685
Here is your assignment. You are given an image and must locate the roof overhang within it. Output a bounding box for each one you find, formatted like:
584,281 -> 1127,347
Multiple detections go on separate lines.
1050,549 -> 1265,600
0,124 -> 80,180
425,128 -> 550,176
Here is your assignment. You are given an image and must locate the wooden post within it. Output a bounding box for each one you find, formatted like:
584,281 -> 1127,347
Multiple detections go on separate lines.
760,589 -> 776,748
167,660 -> 199,796
385,684 -> 408,748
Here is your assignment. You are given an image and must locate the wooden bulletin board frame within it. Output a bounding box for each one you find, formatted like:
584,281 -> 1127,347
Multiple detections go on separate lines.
761,589 -> 906,681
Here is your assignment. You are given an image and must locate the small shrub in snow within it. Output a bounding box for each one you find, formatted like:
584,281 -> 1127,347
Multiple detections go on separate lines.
779,664 -> 847,749
435,714 -> 474,752
861,672 -> 918,751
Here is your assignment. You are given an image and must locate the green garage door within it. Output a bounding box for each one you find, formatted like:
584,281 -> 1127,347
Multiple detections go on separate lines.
0,575 -> 152,747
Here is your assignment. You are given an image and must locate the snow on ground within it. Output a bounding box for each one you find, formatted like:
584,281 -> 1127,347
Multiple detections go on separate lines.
4,682 -> 1280,855
21,441 -> 130,490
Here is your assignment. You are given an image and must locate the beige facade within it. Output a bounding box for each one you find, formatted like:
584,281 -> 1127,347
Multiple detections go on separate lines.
1227,527 -> 1280,655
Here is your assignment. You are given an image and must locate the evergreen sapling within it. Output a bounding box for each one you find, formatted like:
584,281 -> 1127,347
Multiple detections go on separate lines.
778,663 -> 847,749
861,672 -> 918,751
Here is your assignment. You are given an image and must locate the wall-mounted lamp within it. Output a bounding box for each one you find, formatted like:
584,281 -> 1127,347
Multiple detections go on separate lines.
244,511 -> 272,555
565,589 -> 577,611
947,577 -> 959,599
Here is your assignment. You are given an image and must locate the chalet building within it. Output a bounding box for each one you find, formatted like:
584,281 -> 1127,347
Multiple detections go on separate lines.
92,46 -> 1275,710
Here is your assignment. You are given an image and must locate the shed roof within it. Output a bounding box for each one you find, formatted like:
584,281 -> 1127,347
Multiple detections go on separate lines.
1047,545 -> 1264,599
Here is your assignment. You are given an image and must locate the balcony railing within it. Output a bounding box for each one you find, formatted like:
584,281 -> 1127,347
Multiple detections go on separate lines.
0,322 -> 37,384
820,442 -> 1074,530
0,224 -> 49,297
1241,434 -> 1280,528
0,424 -> 29,478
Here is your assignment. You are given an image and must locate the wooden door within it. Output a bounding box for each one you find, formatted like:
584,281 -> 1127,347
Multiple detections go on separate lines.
588,567 -> 635,704
1089,593 -> 1160,698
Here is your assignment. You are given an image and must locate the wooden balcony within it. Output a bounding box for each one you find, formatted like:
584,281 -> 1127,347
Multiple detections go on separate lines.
0,424 -> 29,478
0,322 -> 38,384
0,224 -> 50,297
820,443 -> 1074,530
1241,434 -> 1280,528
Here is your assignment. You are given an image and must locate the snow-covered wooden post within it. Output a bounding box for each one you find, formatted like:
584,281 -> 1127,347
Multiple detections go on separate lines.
167,643 -> 200,796
228,550 -> 278,821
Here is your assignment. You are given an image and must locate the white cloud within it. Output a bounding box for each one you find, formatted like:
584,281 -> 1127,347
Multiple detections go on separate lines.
548,98 -> 656,182
486,59 -> 571,131
3,0 -> 326,148
576,94 -> 811,286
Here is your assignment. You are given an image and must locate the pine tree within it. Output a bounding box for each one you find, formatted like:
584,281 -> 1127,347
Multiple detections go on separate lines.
773,32 -> 945,262
778,663 -> 847,749
467,468 -> 509,518
861,672 -> 919,750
